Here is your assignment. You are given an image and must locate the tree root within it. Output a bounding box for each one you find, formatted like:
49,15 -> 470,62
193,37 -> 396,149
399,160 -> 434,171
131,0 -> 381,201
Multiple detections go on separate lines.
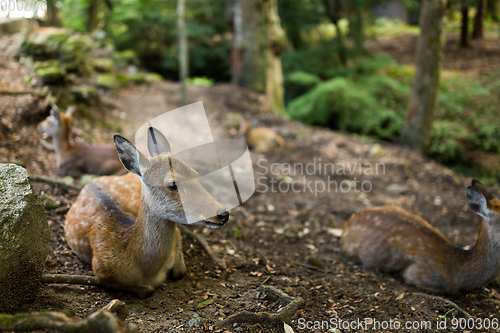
413,292 -> 472,319
217,285 -> 305,328
30,175 -> 82,192
178,225 -> 226,269
0,308 -> 136,332
41,274 -> 99,286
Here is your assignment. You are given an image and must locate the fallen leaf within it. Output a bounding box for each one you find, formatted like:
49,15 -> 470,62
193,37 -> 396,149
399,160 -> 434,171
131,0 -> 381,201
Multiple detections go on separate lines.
396,293 -> 404,300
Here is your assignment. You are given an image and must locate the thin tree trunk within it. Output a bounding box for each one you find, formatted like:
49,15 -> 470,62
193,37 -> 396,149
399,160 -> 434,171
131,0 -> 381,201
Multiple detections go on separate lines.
402,0 -> 447,153
472,0 -> 486,39
46,0 -> 62,27
87,0 -> 99,32
460,3 -> 470,47
322,0 -> 347,66
177,0 -> 188,104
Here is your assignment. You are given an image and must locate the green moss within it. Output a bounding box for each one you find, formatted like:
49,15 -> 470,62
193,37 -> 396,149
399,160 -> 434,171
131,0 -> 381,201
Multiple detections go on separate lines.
94,74 -> 118,89
92,58 -> 115,73
35,66 -> 67,85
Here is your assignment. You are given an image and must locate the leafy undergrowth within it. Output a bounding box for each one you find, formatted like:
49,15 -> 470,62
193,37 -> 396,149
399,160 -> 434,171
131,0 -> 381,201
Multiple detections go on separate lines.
285,52 -> 500,184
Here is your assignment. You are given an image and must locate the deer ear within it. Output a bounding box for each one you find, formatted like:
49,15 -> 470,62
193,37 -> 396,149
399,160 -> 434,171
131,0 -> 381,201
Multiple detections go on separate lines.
50,109 -> 60,123
114,135 -> 150,177
66,105 -> 77,118
468,185 -> 490,219
147,127 -> 171,157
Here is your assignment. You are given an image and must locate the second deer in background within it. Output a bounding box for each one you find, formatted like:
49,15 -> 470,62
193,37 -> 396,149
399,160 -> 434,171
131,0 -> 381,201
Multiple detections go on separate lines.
37,106 -> 126,177
341,180 -> 500,294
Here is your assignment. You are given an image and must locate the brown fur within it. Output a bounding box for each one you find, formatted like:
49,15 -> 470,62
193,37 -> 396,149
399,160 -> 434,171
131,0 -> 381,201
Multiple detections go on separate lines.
38,106 -> 126,177
341,181 -> 500,293
65,135 -> 229,297
239,120 -> 284,153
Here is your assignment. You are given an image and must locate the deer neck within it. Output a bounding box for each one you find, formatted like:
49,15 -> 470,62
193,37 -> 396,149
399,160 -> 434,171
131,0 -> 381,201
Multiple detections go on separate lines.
125,185 -> 177,272
457,218 -> 500,289
53,122 -> 71,158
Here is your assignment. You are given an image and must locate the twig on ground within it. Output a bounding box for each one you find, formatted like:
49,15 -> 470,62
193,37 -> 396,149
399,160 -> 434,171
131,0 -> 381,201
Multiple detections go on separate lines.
178,225 -> 226,269
0,89 -> 49,96
0,309 -> 136,332
217,285 -> 305,328
413,292 -> 472,319
41,274 -> 99,286
30,175 -> 82,192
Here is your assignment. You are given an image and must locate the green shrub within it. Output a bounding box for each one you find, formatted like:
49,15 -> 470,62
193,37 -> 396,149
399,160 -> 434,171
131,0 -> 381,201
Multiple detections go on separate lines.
284,71 -> 321,104
287,77 -> 403,139
428,121 -> 469,164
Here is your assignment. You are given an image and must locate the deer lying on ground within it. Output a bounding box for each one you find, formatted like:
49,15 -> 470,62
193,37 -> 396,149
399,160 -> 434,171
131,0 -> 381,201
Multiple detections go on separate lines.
38,106 -> 125,177
341,180 -> 500,293
64,128 -> 230,297
239,119 -> 284,153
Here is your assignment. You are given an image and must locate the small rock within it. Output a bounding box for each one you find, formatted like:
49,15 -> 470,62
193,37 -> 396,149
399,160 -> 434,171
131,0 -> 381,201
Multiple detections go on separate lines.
369,143 -> 385,157
433,196 -> 443,206
305,256 -> 324,269
188,316 -> 207,328
386,184 -> 409,196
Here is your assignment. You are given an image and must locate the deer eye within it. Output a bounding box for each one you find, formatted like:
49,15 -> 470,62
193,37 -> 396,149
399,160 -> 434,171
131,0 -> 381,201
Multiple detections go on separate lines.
167,182 -> 178,191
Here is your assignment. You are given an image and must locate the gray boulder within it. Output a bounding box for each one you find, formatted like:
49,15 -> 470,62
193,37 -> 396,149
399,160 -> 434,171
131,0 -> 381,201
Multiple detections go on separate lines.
0,164 -> 49,312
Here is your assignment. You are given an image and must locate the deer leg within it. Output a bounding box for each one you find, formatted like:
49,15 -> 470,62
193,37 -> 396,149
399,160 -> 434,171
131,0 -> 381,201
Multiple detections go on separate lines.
169,227 -> 187,280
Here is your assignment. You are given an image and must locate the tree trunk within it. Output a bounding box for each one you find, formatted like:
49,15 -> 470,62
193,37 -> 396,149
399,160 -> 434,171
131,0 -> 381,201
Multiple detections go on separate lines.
87,0 -> 99,32
46,0 -> 62,27
402,0 -> 447,154
487,0 -> 499,22
322,0 -> 347,66
177,0 -> 188,104
460,3 -> 469,47
472,0 -> 486,39
230,0 -> 286,114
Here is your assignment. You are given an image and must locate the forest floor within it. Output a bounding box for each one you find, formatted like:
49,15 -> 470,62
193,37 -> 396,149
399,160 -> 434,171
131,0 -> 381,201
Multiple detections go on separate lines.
1,33 -> 500,333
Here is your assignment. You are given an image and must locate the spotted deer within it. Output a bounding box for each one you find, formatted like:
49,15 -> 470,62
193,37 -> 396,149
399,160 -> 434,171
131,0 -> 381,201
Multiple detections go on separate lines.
65,128 -> 230,297
38,106 -> 125,177
341,180 -> 500,293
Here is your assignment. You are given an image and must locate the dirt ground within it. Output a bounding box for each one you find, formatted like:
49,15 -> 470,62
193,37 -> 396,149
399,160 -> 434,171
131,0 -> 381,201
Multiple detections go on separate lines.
1,33 -> 500,333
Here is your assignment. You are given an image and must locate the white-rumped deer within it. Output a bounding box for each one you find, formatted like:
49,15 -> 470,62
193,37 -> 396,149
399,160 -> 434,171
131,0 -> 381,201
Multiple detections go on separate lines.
341,180 -> 500,293
38,106 -> 125,177
65,128 -> 230,297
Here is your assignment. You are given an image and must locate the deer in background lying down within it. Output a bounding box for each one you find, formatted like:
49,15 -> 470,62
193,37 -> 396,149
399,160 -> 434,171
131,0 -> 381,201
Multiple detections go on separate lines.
341,180 -> 500,294
37,106 -> 125,177
64,128 -> 230,297
239,119 -> 284,153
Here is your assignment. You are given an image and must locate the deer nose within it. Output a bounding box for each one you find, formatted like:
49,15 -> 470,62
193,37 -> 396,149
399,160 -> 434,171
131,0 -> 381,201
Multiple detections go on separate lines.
217,211 -> 230,224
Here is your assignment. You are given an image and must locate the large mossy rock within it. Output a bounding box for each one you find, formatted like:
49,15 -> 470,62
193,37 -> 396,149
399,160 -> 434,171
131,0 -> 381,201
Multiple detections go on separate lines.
0,164 -> 50,312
